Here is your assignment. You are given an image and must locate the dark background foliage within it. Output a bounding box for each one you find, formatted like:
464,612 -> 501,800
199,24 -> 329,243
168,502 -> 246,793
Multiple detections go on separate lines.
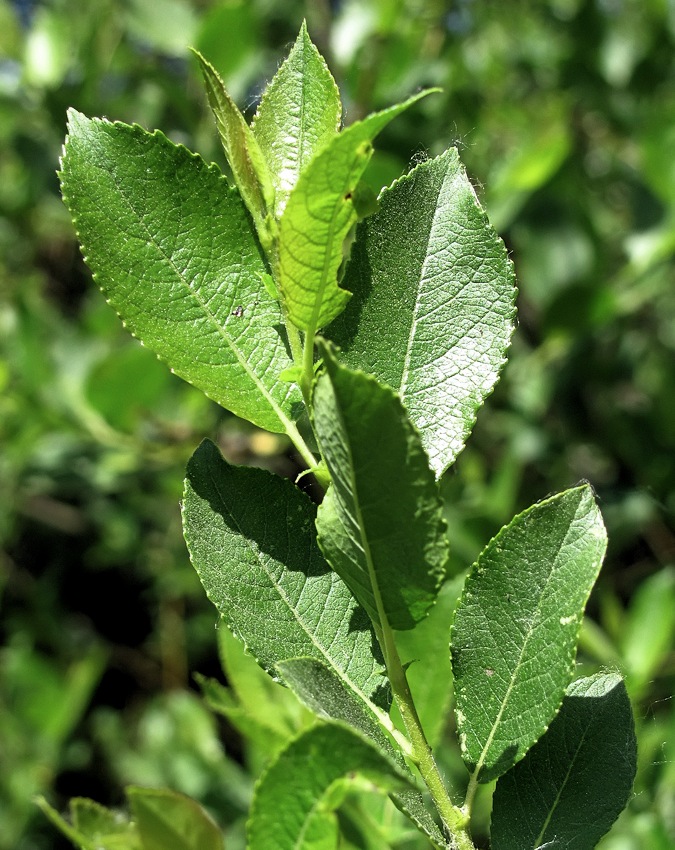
1,1 -> 673,848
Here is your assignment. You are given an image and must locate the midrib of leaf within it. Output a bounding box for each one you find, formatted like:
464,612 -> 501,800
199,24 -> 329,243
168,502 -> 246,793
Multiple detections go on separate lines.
295,797 -> 326,850
532,722 -> 590,848
306,156 -> 363,339
467,516 -> 581,791
106,161 -> 308,452
333,394 -> 392,635
398,169 -> 446,401
295,45 -> 311,186
207,465 -> 391,731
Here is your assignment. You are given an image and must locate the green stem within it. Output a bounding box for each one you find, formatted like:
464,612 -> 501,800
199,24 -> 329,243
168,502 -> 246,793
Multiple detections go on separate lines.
284,418 -> 320,473
300,325 -> 317,407
379,624 -> 475,850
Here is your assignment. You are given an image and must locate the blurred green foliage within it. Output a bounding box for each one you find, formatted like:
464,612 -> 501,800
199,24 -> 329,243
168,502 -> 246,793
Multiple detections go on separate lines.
0,1 -> 673,848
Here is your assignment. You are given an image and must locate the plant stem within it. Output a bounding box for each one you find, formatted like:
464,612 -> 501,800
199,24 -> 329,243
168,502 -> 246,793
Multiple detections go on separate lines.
301,324 -> 317,406
379,625 -> 475,850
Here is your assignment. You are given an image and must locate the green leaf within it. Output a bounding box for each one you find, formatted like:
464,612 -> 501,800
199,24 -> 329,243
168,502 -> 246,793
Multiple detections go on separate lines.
621,566 -> 675,696
394,575 -> 465,749
278,657 -> 396,754
252,21 -> 342,218
247,723 -> 411,850
36,797 -> 139,850
127,787 -> 223,850
277,90 -> 437,333
451,485 -> 607,783
314,343 -> 448,631
71,798 -> 137,847
60,111 -> 302,434
277,658 -> 447,850
328,148 -> 516,477
182,439 -> 391,724
491,673 -> 637,850
193,49 -> 276,248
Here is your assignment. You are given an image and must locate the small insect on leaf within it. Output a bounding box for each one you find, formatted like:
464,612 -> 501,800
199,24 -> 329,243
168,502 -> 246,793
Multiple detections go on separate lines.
231,305 -> 244,318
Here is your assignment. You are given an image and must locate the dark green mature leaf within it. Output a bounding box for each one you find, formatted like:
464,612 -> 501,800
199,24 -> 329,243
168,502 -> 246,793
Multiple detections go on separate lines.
277,90 -> 436,333
247,723 -> 412,850
60,111 -> 302,434
182,440 -> 391,724
314,343 -> 448,631
193,50 -> 275,248
491,673 -> 637,850
128,787 -> 223,850
329,148 -> 516,477
451,485 -> 607,783
278,658 -> 395,753
278,658 -> 447,849
252,21 -> 342,218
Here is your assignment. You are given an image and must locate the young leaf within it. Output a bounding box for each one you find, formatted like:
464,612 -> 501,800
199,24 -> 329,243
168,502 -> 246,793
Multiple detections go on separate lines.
127,786 -> 223,850
328,148 -> 516,477
60,111 -> 302,434
277,658 -> 447,850
247,723 -> 412,850
252,21 -> 342,217
314,342 -> 448,631
36,796 -> 139,850
193,50 -> 275,248
451,485 -> 607,784
182,439 -> 391,724
491,673 -> 637,850
277,90 -> 437,333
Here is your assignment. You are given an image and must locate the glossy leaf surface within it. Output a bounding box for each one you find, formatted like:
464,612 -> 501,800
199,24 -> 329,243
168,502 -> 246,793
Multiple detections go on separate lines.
277,90 -> 435,332
329,149 -> 516,476
252,21 -> 342,217
451,485 -> 607,782
182,440 -> 390,720
60,111 -> 301,433
491,673 -> 637,849
314,344 -> 448,631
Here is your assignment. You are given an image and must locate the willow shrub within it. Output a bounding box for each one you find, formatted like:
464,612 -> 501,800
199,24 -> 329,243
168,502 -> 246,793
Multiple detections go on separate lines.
42,23 -> 636,850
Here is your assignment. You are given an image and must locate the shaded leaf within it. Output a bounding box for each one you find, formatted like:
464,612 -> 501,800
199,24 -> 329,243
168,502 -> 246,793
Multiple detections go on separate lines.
314,343 -> 448,631
329,148 -> 516,476
451,485 -> 607,782
60,111 -> 301,434
252,21 -> 342,217
277,90 -> 436,332
247,724 -> 411,850
491,673 -> 637,850
182,440 -> 391,724
128,786 -> 223,850
278,658 -> 447,849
